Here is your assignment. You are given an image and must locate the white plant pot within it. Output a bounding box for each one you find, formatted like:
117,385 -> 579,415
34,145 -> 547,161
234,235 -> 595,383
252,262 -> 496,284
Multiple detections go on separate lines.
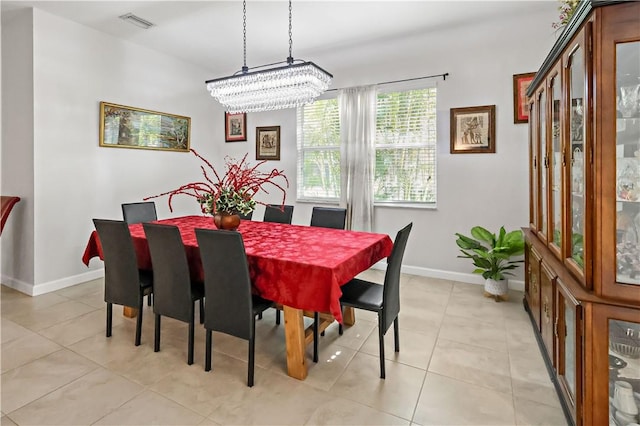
484,278 -> 508,296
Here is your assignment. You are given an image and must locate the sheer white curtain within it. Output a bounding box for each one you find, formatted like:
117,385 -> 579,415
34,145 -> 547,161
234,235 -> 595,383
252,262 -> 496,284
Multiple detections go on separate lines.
339,85 -> 377,232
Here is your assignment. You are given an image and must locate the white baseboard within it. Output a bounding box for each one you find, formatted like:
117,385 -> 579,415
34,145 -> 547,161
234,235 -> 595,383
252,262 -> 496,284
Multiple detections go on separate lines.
371,262 -> 525,292
1,269 -> 104,296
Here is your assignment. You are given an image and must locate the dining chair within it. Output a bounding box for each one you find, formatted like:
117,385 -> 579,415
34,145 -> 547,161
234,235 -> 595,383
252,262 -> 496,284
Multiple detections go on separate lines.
310,206 -> 347,230
122,201 -> 157,306
263,204 -> 294,224
122,201 -> 157,224
300,206 -> 348,360
92,219 -> 153,346
338,222 -> 412,379
195,228 -> 275,387
143,223 -> 204,365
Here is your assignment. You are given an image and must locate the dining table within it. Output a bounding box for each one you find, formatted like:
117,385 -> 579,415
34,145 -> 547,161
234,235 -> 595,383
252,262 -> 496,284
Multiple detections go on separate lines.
82,215 -> 393,380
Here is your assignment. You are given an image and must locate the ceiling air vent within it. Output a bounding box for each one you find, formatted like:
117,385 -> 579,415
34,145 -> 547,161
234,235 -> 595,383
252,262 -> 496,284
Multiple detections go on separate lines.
118,13 -> 155,29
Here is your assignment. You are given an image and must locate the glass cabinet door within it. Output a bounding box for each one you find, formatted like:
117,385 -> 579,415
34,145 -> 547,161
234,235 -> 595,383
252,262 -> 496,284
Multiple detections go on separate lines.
556,280 -> 581,424
530,100 -> 539,232
600,5 -> 640,302
567,43 -> 586,276
539,88 -> 549,244
549,67 -> 563,258
615,40 -> 640,288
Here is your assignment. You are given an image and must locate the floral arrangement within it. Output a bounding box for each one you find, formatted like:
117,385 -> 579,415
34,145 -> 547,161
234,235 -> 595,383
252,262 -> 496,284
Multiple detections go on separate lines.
552,0 -> 581,29
145,149 -> 288,216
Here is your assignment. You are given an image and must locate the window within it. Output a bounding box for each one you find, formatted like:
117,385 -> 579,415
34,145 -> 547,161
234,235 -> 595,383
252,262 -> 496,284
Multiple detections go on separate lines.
297,87 -> 437,205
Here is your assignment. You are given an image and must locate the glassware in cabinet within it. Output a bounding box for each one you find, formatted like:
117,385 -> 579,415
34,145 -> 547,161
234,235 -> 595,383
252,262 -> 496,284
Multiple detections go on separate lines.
550,68 -> 564,257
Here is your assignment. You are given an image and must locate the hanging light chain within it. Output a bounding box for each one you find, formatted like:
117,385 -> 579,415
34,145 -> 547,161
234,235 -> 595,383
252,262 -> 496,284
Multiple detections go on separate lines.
242,0 -> 248,73
287,0 -> 293,64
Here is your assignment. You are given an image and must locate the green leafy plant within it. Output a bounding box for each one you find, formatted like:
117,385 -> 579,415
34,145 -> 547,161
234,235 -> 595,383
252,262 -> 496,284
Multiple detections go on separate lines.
455,226 -> 525,281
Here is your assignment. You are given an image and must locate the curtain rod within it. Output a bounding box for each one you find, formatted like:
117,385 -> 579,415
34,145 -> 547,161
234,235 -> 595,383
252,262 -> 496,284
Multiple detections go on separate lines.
326,72 -> 449,92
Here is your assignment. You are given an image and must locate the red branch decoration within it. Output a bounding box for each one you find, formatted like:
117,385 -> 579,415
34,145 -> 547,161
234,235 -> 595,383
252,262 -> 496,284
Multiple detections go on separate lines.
144,149 -> 288,215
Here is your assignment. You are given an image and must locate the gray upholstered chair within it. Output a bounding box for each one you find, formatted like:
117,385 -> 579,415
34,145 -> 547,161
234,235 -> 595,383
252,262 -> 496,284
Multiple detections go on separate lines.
263,204 -> 294,224
143,223 -> 204,365
195,228 -> 274,387
310,206 -> 347,230
338,223 -> 412,378
122,201 -> 157,224
92,219 -> 153,346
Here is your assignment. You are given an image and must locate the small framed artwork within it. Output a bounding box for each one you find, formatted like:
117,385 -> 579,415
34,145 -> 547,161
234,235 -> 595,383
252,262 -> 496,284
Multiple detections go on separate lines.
450,105 -> 496,154
225,112 -> 247,142
99,102 -> 190,152
513,72 -> 536,123
256,126 -> 281,160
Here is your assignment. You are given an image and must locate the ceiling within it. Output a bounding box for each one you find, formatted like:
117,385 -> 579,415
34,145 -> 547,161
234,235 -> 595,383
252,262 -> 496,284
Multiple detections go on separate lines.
1,1 -> 554,76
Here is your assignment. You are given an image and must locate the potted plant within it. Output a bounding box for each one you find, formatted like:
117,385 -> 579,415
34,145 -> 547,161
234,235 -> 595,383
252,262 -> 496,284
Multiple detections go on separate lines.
145,149 -> 288,230
455,226 -> 525,301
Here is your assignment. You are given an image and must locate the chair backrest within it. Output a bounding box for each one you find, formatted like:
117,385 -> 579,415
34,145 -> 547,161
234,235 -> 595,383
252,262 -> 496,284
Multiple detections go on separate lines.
143,223 -> 194,323
263,204 -> 294,224
382,222 -> 413,332
93,219 -> 142,308
1,196 -> 21,235
239,210 -> 253,221
195,228 -> 254,340
310,207 -> 347,230
122,202 -> 157,224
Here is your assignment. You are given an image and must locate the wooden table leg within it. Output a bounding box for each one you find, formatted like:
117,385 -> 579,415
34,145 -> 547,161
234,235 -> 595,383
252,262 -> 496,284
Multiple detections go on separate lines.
343,306 -> 356,326
283,305 -> 307,380
123,306 -> 138,318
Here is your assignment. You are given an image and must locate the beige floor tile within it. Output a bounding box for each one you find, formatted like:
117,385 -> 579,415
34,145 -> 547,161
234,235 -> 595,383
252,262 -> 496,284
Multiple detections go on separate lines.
401,285 -> 451,315
413,373 -> 516,425
54,279 -> 103,300
149,351 -> 254,417
444,293 -> 507,328
398,305 -> 445,334
316,317 -> 376,352
7,299 -> 97,331
305,397 -> 411,425
428,339 -> 512,394
405,275 -> 454,295
506,318 -> 539,352
0,415 -> 17,426
8,368 -> 143,425
509,346 -> 554,387
1,332 -> 61,373
94,390 -> 204,425
512,379 -> 562,409
1,319 -> 32,345
330,352 -> 425,420
1,292 -> 70,319
293,341 -> 358,391
438,313 -> 508,353
359,327 -> 437,370
206,369 -> 333,425
514,397 -> 568,425
1,348 -> 98,413
38,308 -> 124,346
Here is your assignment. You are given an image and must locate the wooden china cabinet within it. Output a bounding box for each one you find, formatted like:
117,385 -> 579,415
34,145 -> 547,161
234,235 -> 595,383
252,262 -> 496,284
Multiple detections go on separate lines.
524,2 -> 640,425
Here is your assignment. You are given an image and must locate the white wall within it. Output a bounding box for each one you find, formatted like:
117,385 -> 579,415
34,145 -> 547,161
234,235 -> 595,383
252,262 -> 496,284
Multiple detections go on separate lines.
1,4 -> 558,295
1,9 -> 36,286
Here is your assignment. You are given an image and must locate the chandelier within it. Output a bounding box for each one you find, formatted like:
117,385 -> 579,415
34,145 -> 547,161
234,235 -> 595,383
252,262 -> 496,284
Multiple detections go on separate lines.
205,0 -> 332,113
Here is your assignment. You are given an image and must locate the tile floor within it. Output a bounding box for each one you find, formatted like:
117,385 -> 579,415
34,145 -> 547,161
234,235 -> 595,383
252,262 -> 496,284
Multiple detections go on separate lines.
1,272 -> 568,425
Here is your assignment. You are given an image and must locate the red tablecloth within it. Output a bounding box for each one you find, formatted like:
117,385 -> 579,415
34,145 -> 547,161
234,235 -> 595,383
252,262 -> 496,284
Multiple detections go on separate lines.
82,215 -> 393,323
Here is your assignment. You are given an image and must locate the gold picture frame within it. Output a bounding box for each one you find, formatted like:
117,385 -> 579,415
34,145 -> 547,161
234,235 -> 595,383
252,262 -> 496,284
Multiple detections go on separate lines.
256,126 -> 281,160
99,102 -> 190,152
450,105 -> 496,154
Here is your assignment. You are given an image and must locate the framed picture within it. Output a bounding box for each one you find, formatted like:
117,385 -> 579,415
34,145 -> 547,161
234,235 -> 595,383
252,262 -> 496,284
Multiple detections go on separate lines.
99,102 -> 190,152
450,105 -> 496,154
256,126 -> 281,160
225,112 -> 247,142
513,72 -> 536,123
